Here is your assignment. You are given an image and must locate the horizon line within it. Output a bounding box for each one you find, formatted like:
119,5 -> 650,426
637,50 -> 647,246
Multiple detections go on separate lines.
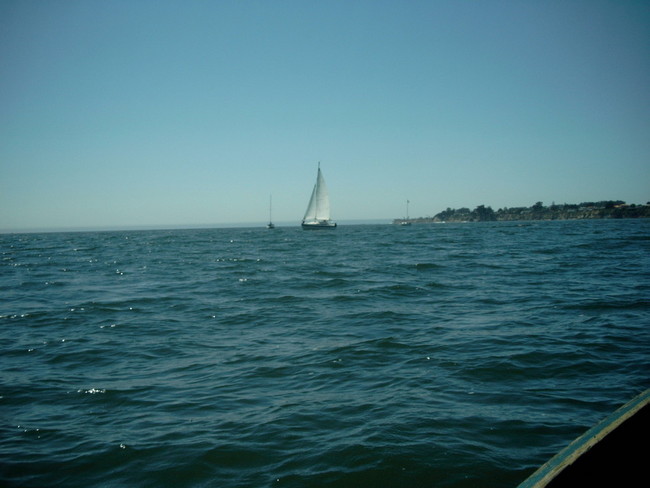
0,218 -> 394,235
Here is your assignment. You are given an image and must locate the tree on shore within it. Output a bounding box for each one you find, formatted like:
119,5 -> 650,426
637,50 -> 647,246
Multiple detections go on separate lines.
473,205 -> 496,221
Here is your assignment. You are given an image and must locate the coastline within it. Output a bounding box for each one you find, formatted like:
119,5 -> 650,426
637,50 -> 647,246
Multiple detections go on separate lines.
394,201 -> 650,224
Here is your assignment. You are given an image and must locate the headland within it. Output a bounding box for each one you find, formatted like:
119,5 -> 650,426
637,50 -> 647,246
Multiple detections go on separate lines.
394,201 -> 650,224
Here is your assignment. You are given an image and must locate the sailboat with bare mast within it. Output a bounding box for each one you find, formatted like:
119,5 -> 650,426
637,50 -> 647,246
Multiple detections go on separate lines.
267,195 -> 275,229
400,200 -> 412,225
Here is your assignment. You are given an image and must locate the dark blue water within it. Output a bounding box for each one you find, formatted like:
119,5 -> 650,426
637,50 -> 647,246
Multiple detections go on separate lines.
2,220 -> 649,487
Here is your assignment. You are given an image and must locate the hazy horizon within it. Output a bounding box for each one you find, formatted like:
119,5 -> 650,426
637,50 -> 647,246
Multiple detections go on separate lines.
3,198 -> 648,234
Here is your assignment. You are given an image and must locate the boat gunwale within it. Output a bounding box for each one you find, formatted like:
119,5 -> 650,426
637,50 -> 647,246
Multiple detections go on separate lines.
517,388 -> 650,488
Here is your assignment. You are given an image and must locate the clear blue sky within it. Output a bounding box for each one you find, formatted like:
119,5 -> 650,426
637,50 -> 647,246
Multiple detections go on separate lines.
2,0 -> 649,231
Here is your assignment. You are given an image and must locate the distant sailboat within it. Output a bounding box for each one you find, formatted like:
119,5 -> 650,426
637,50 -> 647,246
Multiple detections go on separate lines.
400,200 -> 412,225
302,163 -> 337,230
267,195 -> 275,229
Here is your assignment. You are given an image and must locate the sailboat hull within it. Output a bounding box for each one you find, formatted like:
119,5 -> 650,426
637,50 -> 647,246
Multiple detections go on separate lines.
301,221 -> 337,230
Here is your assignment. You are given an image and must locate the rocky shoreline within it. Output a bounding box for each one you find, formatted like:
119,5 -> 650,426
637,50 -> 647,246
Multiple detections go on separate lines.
394,201 -> 650,224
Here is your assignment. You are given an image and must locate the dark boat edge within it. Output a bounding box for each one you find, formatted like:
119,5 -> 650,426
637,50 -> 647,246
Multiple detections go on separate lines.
301,222 -> 337,230
517,388 -> 650,487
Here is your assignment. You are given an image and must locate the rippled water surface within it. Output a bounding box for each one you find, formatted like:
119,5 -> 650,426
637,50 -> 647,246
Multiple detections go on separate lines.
2,220 -> 649,487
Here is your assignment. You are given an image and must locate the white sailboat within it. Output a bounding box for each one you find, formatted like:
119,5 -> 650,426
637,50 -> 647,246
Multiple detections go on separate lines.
266,194 -> 275,229
302,163 -> 337,229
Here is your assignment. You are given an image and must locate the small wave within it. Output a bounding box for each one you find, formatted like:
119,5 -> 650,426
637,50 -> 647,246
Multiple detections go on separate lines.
414,262 -> 444,270
341,310 -> 414,323
370,283 -> 427,298
564,298 -> 649,311
423,281 -> 448,289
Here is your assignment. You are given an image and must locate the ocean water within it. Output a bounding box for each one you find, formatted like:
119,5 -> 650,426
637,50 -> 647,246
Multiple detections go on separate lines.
1,220 -> 648,487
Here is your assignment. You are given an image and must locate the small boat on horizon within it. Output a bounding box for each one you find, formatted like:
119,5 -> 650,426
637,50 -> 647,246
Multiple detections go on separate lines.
302,163 -> 337,230
266,194 -> 275,229
400,199 -> 412,225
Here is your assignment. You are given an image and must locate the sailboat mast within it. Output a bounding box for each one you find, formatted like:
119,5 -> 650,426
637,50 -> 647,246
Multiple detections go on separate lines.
314,162 -> 321,217
267,194 -> 275,228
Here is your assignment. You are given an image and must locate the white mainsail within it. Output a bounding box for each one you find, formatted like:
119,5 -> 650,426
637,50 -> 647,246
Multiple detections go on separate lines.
302,164 -> 336,228
303,167 -> 331,222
